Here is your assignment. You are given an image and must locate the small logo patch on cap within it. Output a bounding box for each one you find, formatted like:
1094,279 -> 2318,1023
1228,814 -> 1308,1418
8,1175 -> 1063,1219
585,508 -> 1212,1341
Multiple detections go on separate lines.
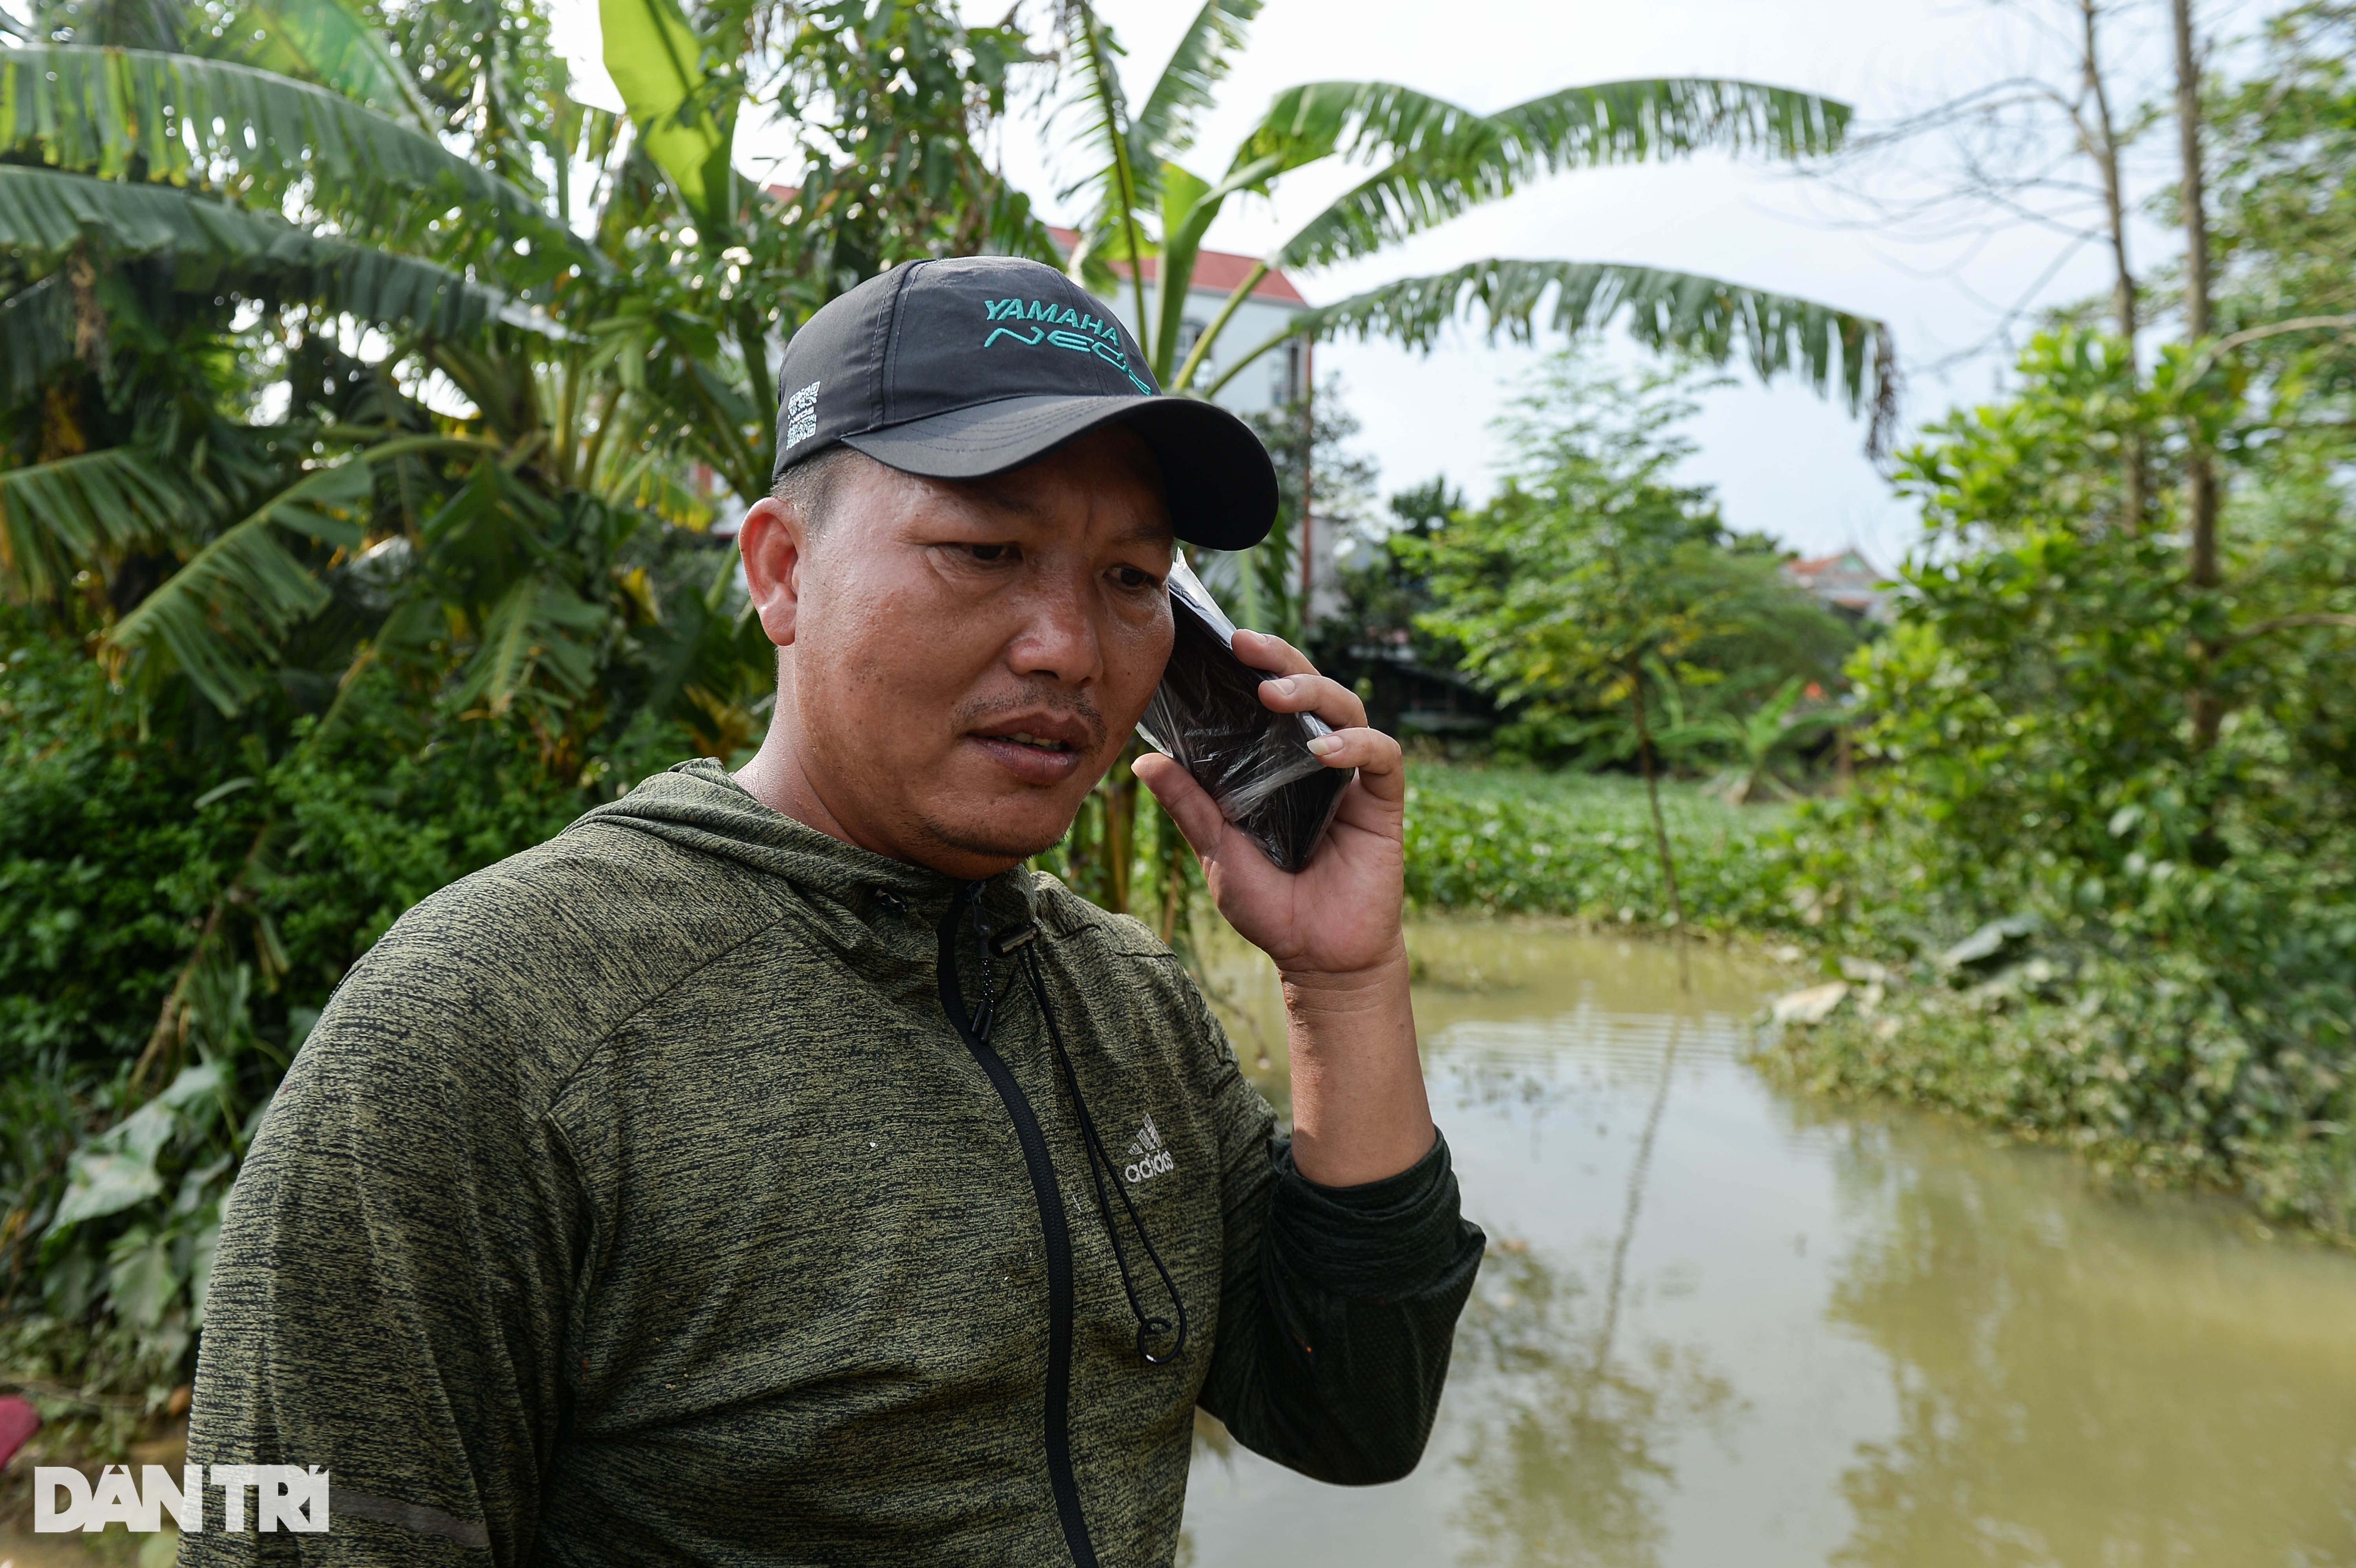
782,380 -> 822,450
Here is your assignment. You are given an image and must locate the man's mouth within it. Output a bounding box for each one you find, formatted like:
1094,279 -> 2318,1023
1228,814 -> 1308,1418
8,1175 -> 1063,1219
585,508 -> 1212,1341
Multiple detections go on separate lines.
968,714 -> 1098,784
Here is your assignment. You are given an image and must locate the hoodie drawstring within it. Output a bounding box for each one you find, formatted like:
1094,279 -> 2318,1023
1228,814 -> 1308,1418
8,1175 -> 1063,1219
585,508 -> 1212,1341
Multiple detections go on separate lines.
974,912 -> 1188,1366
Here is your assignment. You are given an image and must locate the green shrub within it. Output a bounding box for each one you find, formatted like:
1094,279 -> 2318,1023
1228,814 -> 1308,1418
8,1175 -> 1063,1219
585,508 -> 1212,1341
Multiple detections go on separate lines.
1763,949 -> 2356,1241
0,614 -> 605,1420
1748,322 -> 2356,1243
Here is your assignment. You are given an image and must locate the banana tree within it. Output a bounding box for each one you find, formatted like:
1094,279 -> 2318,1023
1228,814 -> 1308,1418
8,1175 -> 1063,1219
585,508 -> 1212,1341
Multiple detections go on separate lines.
0,0 -> 807,749
594,0 -> 1057,502
0,36 -> 604,697
1653,673 -> 1843,804
1057,0 -> 1893,426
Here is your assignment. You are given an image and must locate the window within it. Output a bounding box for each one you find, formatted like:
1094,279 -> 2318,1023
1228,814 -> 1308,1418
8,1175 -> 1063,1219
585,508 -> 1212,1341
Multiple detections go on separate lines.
1277,338 -> 1306,406
1175,318 -> 1211,380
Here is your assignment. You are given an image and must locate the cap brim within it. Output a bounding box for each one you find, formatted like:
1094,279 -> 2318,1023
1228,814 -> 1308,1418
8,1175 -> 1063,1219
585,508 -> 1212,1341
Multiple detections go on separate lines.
839,394 -> 1277,551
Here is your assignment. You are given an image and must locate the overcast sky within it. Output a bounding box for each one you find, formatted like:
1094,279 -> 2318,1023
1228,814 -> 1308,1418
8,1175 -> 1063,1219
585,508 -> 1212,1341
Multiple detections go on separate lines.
548,0 -> 2243,565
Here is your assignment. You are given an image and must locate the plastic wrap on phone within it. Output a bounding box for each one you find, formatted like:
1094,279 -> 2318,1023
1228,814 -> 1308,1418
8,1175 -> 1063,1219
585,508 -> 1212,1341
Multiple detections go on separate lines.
1136,557 -> 1352,873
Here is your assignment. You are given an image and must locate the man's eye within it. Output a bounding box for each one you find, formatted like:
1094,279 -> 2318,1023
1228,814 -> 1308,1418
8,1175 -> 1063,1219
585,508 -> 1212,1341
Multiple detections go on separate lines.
1114,565 -> 1161,590
969,543 -> 1013,563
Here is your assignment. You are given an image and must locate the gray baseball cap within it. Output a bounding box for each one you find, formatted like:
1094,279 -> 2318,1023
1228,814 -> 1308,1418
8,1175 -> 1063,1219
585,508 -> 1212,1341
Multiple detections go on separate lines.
772,256 -> 1280,551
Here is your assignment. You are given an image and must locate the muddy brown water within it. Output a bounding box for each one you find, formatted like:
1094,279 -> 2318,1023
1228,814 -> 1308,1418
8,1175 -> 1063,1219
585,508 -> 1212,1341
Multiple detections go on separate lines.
1183,921 -> 2356,1566
14,922 -> 2355,1566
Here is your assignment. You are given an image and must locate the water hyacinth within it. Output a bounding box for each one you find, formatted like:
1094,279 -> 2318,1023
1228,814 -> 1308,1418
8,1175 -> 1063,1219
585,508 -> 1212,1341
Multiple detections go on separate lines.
1401,766 -> 1806,931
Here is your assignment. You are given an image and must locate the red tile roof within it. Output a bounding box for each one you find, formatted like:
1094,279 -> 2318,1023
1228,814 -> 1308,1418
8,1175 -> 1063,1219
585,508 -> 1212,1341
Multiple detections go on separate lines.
1787,550 -> 1878,581
1783,550 -> 1891,619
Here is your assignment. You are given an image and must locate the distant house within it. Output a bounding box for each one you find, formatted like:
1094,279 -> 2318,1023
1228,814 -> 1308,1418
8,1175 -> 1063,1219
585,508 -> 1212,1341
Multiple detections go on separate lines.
1784,548 -> 1891,623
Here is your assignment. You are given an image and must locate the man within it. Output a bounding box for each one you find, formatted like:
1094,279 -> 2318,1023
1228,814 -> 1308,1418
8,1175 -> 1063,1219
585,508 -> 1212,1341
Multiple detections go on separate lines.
185,256 -> 1482,1566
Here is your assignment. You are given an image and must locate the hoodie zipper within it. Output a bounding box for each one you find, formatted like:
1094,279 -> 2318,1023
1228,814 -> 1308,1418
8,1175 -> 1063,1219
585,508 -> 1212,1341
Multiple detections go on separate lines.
936,891 -> 1100,1568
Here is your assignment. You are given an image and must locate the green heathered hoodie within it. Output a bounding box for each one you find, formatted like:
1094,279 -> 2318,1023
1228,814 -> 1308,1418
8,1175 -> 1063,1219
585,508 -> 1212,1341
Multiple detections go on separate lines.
183,760 -> 1483,1566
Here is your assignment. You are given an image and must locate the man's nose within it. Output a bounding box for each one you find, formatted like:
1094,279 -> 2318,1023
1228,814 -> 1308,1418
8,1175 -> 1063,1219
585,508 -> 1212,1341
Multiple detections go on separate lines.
1006,569 -> 1103,685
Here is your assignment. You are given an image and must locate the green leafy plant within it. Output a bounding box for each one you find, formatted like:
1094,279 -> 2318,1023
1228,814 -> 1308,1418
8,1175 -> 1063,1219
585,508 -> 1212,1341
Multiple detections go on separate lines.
1050,0 -> 1894,431
1769,315 -> 2356,1241
1654,675 -> 1843,805
1401,765 -> 1805,932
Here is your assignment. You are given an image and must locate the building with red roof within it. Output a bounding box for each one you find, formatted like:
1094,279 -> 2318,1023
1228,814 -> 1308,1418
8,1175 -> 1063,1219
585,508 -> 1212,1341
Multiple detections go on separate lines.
1783,548 -> 1891,623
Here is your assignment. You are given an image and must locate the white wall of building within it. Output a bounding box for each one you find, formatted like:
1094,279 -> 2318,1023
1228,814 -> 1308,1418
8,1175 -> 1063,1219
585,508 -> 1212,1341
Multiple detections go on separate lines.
1088,287 -> 1305,419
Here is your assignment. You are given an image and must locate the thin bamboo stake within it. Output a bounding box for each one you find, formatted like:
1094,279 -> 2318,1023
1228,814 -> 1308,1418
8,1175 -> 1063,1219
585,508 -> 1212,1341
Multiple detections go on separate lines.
1628,667 -> 1690,992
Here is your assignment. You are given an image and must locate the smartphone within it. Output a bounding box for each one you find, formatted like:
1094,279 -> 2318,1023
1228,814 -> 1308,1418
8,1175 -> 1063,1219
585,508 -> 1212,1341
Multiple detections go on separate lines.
1136,557 -> 1352,873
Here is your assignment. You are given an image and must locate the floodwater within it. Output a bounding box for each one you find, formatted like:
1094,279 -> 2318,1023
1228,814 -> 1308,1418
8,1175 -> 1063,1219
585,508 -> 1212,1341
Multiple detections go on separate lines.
1183,921 -> 2356,1568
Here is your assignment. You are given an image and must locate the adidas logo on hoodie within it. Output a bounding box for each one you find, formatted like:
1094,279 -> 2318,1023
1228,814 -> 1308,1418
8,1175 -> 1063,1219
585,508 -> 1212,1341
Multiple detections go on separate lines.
1122,1115 -> 1176,1185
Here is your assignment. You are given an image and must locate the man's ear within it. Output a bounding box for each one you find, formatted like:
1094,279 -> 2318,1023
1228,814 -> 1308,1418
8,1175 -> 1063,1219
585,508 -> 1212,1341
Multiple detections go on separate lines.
738,496 -> 805,648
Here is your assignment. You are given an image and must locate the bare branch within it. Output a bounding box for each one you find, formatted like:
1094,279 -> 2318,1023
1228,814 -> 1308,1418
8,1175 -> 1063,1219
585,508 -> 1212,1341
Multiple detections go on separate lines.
2186,314 -> 2356,381
1787,0 -> 2178,372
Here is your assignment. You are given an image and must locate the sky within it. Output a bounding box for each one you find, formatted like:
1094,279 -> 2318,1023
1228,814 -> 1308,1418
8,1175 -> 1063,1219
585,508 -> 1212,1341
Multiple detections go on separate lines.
545,0 -> 2237,567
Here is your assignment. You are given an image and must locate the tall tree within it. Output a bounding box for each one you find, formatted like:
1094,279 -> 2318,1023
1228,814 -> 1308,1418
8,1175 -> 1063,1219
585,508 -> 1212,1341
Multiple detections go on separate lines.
2172,0 -> 2224,750
2079,0 -> 2149,524
1814,0 -> 2163,531
1416,356 -> 1751,967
